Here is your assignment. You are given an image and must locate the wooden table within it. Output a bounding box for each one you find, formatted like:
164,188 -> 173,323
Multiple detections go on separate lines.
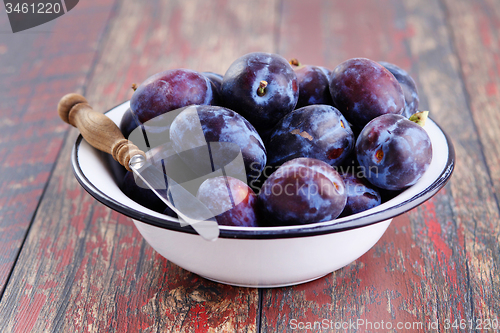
0,0 -> 499,331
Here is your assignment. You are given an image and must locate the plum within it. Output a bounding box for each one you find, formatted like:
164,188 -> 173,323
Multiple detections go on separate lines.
356,114 -> 432,190
130,68 -> 215,123
196,176 -> 259,227
121,105 -> 180,152
202,71 -> 223,93
119,107 -> 141,139
220,52 -> 298,133
120,171 -> 176,217
119,142 -> 204,217
329,58 -> 405,129
339,171 -> 381,217
202,71 -> 223,105
258,158 -> 347,226
169,105 -> 267,182
267,104 -> 354,167
292,63 -> 333,108
379,61 -> 419,118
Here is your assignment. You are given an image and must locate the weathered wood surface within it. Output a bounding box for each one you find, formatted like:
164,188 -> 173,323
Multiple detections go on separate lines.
0,0 -> 499,332
0,0 -> 277,331
0,0 -> 116,295
260,0 -> 500,332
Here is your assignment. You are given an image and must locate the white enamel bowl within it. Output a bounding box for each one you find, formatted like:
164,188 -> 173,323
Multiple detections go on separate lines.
72,101 -> 454,288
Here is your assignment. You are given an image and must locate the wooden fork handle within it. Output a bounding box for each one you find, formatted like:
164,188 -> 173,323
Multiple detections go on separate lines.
57,93 -> 146,171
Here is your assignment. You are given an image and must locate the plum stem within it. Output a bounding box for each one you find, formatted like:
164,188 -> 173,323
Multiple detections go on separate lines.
131,83 -> 138,91
257,80 -> 268,97
289,58 -> 301,66
409,110 -> 429,127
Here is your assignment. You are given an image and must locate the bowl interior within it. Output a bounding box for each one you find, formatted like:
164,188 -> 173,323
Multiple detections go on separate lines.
73,101 -> 454,238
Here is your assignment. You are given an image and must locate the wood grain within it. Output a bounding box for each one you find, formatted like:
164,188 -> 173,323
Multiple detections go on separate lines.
0,0 -> 117,295
260,0 -> 500,332
58,95 -> 146,171
0,0 -> 279,331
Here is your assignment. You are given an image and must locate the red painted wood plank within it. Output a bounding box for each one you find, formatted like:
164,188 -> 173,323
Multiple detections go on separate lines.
0,0 -> 117,294
261,0 -> 500,331
85,0 -> 281,112
2,0 -> 498,331
441,0 -> 500,320
262,214 -> 443,331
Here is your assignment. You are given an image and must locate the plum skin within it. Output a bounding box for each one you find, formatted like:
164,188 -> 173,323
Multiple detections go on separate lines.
131,68 -> 215,123
169,105 -> 267,181
119,143 -> 199,217
221,52 -> 299,133
267,104 -> 354,167
356,114 -> 432,190
258,158 -> 347,226
329,58 -> 405,129
196,176 -> 259,227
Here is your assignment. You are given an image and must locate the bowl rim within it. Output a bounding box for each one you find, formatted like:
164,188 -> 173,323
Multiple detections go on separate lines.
72,101 -> 455,239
